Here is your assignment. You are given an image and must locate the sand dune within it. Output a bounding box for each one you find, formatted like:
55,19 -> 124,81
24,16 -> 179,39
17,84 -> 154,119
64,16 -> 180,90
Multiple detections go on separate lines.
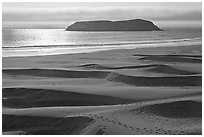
3,96 -> 202,135
2,83 -> 201,101
106,73 -> 201,86
2,45 -> 202,135
132,100 -> 202,118
3,68 -> 201,86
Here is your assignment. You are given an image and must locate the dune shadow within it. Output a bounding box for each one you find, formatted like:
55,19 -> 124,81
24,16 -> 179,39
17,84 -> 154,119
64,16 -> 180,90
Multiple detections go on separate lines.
133,54 -> 202,63
3,115 -> 93,135
3,88 -> 132,108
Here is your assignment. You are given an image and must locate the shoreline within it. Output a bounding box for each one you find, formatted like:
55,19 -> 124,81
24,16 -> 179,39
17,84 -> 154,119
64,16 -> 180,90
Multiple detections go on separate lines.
2,42 -> 202,58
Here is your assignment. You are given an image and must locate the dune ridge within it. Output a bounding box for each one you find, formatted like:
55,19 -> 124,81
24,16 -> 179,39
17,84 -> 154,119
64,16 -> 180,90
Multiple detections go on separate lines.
79,63 -> 197,75
3,68 -> 201,86
133,54 -> 202,58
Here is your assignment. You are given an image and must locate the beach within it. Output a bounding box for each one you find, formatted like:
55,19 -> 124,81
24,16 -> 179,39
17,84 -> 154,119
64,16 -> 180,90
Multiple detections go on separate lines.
2,44 -> 202,135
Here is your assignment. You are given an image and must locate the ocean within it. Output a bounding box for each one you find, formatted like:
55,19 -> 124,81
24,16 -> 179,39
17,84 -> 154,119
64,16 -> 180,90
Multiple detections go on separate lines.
2,28 -> 202,57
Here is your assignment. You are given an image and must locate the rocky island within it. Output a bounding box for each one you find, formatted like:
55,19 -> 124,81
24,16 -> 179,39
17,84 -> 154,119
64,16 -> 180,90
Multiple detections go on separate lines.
66,19 -> 161,31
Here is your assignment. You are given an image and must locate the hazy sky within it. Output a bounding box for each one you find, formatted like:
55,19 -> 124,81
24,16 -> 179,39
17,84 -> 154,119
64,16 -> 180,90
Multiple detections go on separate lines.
2,2 -> 202,29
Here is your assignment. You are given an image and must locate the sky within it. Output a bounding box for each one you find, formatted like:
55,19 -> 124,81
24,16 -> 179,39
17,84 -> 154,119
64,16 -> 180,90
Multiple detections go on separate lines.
2,2 -> 202,29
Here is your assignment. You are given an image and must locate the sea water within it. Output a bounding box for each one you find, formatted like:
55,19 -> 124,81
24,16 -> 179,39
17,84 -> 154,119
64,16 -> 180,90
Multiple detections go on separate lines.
2,28 -> 202,57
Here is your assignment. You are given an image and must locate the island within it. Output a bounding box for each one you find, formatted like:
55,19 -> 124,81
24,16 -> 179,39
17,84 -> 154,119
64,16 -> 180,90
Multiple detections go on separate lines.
66,19 -> 161,31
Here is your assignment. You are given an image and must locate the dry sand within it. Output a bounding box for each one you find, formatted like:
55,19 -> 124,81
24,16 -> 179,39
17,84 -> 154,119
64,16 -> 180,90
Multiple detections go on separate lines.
2,44 -> 202,135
